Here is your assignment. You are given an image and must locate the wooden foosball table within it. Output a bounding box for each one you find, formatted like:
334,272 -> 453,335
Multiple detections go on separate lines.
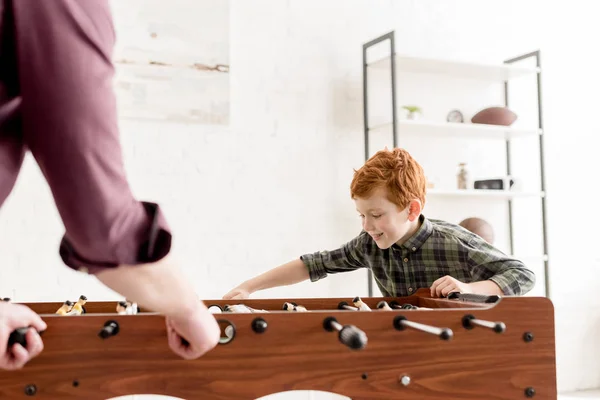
0,289 -> 556,399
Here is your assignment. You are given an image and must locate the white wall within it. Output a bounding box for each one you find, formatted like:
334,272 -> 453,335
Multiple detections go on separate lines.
0,0 -> 598,398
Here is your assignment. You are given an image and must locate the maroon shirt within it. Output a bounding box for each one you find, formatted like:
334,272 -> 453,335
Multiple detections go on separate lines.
0,0 -> 171,274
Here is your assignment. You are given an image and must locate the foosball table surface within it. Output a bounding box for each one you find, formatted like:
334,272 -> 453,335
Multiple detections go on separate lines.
0,289 -> 556,400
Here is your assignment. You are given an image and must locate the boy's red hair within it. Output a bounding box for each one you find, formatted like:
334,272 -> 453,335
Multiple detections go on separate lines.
350,148 -> 427,209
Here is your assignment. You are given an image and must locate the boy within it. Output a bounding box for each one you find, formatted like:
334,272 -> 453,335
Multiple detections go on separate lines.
223,148 -> 535,300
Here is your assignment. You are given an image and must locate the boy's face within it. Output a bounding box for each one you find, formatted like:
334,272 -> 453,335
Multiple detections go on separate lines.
355,187 -> 420,249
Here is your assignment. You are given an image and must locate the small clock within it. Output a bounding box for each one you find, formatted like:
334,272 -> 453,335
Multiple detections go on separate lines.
447,109 -> 464,123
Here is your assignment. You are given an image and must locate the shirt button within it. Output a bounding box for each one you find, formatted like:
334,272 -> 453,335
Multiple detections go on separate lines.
403,258 -> 408,263
408,287 -> 413,292
412,247 -> 416,251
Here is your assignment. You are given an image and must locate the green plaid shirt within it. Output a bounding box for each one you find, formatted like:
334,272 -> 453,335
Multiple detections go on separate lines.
301,215 -> 535,297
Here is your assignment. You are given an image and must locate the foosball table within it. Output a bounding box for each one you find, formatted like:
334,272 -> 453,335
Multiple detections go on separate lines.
0,289 -> 556,399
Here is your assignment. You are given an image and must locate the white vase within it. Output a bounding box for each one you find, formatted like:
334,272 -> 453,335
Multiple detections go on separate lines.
407,111 -> 421,120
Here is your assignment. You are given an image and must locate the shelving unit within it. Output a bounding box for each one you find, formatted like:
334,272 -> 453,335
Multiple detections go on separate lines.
362,31 -> 549,298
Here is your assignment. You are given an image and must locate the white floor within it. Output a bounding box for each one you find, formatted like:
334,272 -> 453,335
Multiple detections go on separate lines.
559,389 -> 600,399
120,388 -> 600,400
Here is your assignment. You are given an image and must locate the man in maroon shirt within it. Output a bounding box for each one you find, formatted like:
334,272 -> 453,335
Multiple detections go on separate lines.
0,0 -> 220,370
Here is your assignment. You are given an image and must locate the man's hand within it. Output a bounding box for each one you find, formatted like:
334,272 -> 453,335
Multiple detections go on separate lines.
430,275 -> 471,298
165,302 -> 220,360
222,286 -> 250,300
0,303 -> 47,370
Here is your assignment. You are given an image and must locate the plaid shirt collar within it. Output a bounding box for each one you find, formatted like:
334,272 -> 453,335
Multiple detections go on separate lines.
394,214 -> 433,252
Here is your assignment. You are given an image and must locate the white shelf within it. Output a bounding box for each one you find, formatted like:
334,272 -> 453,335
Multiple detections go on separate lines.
427,189 -> 545,199
369,119 -> 541,140
369,54 -> 540,82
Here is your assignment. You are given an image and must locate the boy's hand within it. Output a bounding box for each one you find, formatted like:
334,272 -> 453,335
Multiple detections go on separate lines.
430,275 -> 471,298
222,287 -> 250,300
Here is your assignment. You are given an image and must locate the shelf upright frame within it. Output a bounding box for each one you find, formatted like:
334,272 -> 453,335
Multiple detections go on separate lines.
363,31 -> 398,297
504,50 -> 549,298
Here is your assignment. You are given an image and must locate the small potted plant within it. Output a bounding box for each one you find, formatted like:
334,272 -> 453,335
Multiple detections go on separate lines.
402,105 -> 422,120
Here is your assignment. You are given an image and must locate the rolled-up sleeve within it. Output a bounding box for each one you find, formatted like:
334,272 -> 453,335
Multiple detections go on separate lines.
301,232 -> 369,282
467,238 -> 536,296
11,0 -> 171,274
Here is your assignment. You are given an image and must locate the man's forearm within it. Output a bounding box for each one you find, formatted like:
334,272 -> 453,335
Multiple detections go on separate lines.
95,254 -> 203,318
467,280 -> 504,296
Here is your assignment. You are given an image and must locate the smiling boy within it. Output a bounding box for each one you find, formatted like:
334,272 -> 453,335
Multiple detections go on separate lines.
223,148 -> 535,300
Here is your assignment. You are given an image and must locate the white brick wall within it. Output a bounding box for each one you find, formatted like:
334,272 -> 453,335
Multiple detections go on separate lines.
1,0 -> 598,398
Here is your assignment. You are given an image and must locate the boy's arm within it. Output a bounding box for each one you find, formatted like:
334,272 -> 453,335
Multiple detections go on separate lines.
466,238 -> 536,296
223,259 -> 310,299
223,233 -> 370,299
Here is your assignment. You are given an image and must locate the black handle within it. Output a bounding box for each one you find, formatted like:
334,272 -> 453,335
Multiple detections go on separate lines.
339,325 -> 368,350
98,320 -> 120,339
8,327 -> 29,348
447,292 -> 500,303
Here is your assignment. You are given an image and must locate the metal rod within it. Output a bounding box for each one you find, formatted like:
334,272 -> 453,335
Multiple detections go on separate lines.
504,51 -> 541,64
362,31 -> 395,297
401,319 -> 444,335
363,31 -> 395,49
362,36 -> 372,297
462,314 -> 506,333
471,318 -> 498,329
504,50 -> 549,298
330,320 -> 342,332
393,316 -> 453,340
390,32 -> 398,148
535,51 -> 550,299
503,78 -> 514,255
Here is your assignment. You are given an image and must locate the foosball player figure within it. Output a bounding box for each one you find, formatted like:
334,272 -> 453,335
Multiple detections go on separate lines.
224,304 -> 268,313
116,300 -> 139,315
208,305 -> 223,314
55,300 -> 73,315
352,296 -> 371,311
66,295 -> 87,315
282,302 -> 308,312
116,301 -> 127,315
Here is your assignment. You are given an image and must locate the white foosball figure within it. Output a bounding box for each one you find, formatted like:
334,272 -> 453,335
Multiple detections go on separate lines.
208,305 -> 223,314
116,300 -> 139,315
224,325 -> 235,339
126,302 -> 138,315
224,304 -> 253,313
224,304 -> 268,313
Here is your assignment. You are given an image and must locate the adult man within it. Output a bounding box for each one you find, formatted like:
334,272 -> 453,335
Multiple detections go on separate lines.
0,0 -> 219,370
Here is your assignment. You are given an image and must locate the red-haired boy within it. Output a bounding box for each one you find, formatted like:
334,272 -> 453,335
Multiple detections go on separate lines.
224,148 -> 535,299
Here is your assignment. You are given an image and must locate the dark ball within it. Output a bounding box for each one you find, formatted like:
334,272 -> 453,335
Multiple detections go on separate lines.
459,217 -> 495,244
